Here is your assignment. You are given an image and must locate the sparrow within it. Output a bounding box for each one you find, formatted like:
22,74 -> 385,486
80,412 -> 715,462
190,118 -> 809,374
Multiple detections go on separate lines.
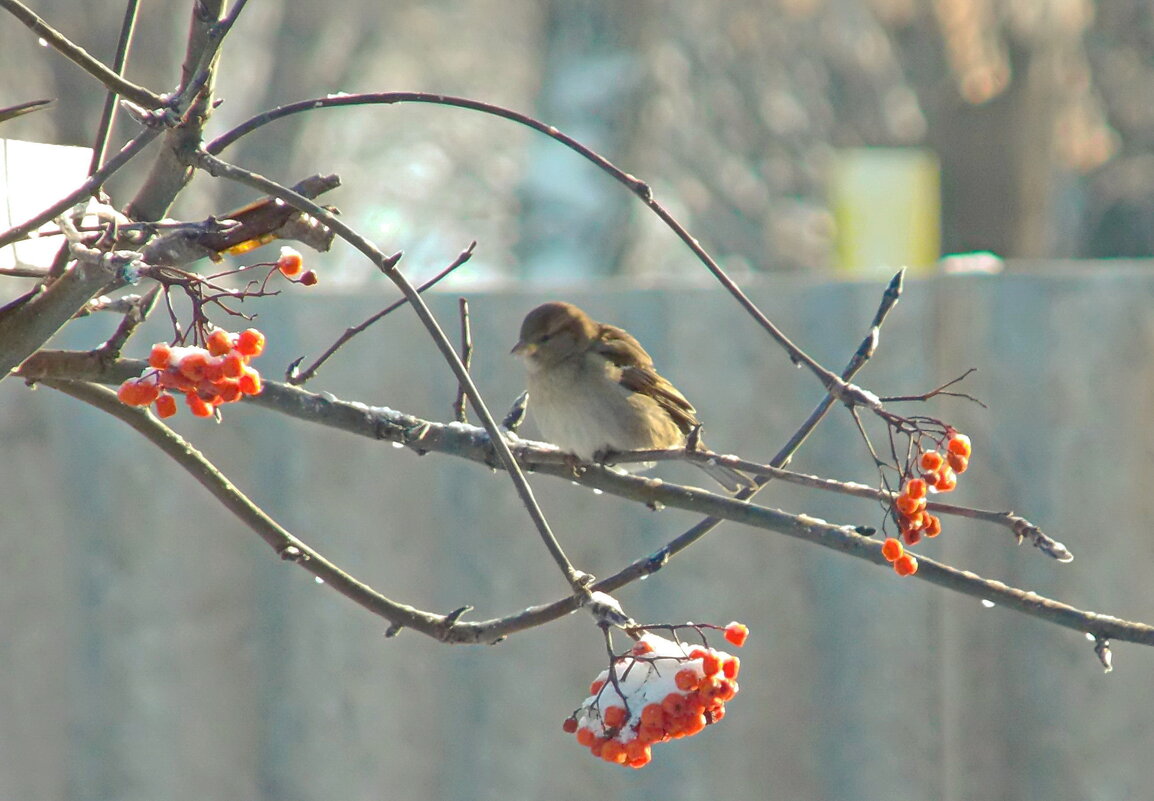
511,301 -> 750,492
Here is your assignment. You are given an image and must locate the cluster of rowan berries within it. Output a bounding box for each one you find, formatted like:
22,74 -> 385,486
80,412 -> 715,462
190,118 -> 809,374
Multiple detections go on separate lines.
116,328 -> 266,419
884,432 -> 972,577
562,623 -> 747,768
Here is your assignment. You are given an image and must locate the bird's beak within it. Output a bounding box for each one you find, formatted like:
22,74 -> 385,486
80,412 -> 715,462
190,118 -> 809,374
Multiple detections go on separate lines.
511,339 -> 530,356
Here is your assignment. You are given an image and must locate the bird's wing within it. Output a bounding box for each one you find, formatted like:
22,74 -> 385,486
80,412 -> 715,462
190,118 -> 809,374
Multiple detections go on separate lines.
594,324 -> 699,434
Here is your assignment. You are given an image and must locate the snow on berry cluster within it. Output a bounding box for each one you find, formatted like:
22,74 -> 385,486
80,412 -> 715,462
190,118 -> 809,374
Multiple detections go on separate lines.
562,623 -> 748,768
884,431 -> 972,577
116,328 -> 265,419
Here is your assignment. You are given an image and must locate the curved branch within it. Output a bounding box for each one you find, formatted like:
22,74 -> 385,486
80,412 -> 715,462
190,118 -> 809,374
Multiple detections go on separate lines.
204,92 -> 845,388
191,151 -> 587,593
41,378 -> 467,641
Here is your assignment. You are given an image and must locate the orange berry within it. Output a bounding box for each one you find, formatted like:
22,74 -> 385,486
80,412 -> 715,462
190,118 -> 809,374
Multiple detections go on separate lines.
116,380 -> 143,406
698,676 -> 722,701
675,668 -> 700,692
575,727 -> 596,747
178,352 -> 209,382
947,452 -> 969,474
706,703 -> 726,723
701,651 -> 722,677
924,514 -> 942,537
920,450 -> 944,471
562,717 -> 578,734
631,640 -> 654,655
139,381 -> 160,405
216,380 -> 242,404
947,433 -> 972,458
713,679 -> 737,702
277,247 -> 303,277
682,712 -> 708,736
636,723 -> 666,745
904,477 -> 928,499
589,738 -> 605,758
881,537 -> 904,562
589,679 -> 605,696
237,368 -> 262,395
903,527 -> 922,546
900,511 -> 925,532
154,393 -> 178,419
236,328 -> 265,357
601,740 -> 626,764
222,352 -> 245,378
893,553 -> 919,576
934,466 -> 958,492
625,740 -> 652,768
206,329 -> 233,356
148,343 -> 172,369
724,621 -> 749,647
602,705 -> 627,729
895,493 -> 920,515
723,656 -> 740,679
186,392 -> 213,418
662,693 -> 688,717
203,358 -> 225,383
639,703 -> 665,728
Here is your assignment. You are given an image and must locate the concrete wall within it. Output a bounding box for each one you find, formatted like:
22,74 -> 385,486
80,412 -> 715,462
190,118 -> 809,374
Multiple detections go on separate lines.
2,270 -> 1153,801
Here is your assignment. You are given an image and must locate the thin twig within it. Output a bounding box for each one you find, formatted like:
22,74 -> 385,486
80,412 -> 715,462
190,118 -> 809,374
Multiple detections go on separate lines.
88,0 -> 141,177
0,0 -> 162,108
192,151 -> 588,593
95,285 -> 160,360
453,297 -> 473,423
287,242 -> 475,386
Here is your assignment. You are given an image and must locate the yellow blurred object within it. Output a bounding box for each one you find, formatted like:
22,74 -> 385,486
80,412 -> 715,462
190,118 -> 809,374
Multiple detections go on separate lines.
222,233 -> 276,255
830,148 -> 940,277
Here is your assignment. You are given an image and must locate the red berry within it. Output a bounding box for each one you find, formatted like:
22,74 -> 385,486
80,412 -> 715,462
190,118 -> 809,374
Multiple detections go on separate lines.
924,514 -> 942,537
947,452 -> 969,474
675,668 -> 700,692
237,368 -> 263,395
277,247 -> 303,277
299,269 -> 319,286
562,717 -> 578,734
920,450 -> 944,471
904,477 -> 928,499
178,352 -> 209,382
154,393 -> 178,419
148,343 -> 172,369
881,537 -> 904,562
934,467 -> 958,492
893,553 -> 919,576
947,433 -> 972,458
236,328 -> 265,358
723,621 -> 749,647
206,329 -> 233,356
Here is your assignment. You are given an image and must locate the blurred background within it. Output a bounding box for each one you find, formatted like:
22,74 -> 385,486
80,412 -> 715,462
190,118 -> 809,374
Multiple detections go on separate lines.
3,1 -> 1154,800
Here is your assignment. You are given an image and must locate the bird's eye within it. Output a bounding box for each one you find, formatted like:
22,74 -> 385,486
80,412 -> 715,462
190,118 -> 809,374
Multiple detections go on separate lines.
539,333 -> 552,343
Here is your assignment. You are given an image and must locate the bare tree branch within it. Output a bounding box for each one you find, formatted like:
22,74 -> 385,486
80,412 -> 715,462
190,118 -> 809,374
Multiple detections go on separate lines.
0,0 -> 163,108
20,355 -> 1154,649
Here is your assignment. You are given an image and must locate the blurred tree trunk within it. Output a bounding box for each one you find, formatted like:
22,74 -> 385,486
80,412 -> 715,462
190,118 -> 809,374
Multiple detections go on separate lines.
513,0 -> 646,280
